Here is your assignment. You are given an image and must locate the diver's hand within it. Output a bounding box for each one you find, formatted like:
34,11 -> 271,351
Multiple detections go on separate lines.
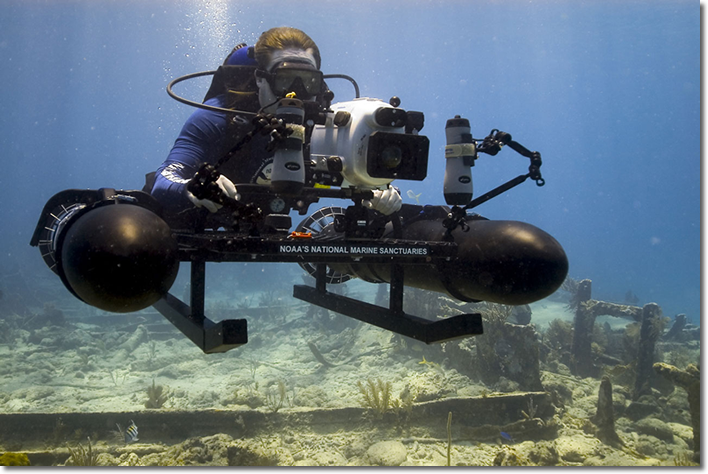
363,187 -> 402,216
187,175 -> 238,213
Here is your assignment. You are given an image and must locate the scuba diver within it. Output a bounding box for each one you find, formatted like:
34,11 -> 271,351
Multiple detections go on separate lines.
30,25 -> 568,348
149,26 -> 401,230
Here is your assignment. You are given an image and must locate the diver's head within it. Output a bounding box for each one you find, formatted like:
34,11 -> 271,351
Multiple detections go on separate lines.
253,27 -> 322,112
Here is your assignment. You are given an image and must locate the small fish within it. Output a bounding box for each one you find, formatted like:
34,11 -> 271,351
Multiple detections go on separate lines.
119,420 -> 139,444
406,189 -> 422,204
500,431 -> 514,444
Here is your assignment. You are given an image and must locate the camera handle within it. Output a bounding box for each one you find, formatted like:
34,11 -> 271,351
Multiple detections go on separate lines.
442,129 -> 545,237
186,163 -> 264,227
186,110 -> 295,225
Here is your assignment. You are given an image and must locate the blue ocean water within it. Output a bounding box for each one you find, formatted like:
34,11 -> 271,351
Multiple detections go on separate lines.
0,0 -> 699,321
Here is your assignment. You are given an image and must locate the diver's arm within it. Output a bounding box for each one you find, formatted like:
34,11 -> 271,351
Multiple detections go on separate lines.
151,96 -> 239,214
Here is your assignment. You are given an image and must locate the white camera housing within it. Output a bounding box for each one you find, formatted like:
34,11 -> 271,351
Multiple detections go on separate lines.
310,98 -> 410,189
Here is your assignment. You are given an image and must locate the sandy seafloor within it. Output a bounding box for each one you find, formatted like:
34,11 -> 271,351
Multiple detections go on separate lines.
0,267 -> 700,467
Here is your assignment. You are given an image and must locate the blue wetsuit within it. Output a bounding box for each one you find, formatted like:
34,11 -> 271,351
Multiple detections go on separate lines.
151,95 -> 272,218
150,45 -> 270,228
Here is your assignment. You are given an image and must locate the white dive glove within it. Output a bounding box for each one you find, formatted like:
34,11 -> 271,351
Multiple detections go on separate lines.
363,187 -> 402,216
186,175 -> 238,213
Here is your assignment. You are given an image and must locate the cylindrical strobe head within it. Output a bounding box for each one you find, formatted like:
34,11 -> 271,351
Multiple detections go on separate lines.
444,116 -> 475,206
271,97 -> 306,195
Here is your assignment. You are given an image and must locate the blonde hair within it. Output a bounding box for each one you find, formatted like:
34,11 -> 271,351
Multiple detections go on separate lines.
254,27 -> 321,70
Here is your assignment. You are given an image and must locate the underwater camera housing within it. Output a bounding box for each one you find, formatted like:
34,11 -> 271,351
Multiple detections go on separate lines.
308,97 -> 429,188
29,66 -> 569,354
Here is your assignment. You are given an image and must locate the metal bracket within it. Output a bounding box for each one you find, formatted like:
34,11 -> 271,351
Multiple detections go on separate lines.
293,263 -> 483,344
152,236 -> 483,352
153,260 -> 247,353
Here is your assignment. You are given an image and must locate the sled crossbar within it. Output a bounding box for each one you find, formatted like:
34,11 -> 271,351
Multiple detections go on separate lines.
152,242 -> 483,353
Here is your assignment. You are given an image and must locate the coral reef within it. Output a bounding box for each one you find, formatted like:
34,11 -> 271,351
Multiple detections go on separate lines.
569,279 -> 644,377
493,446 -> 529,466
543,318 -> 574,366
664,314 -> 687,341
653,362 -> 700,463
0,452 -> 31,466
0,269 -> 699,467
367,440 -> 408,466
20,303 -> 67,331
265,381 -> 288,413
357,378 -> 393,415
65,437 -> 98,466
475,303 -> 543,391
446,412 -> 452,466
589,376 -> 624,447
632,304 -> 664,400
144,379 -> 170,409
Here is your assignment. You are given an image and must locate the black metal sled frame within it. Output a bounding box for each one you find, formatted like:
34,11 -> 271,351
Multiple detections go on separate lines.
293,262 -> 484,344
152,259 -> 249,354
153,233 -> 484,353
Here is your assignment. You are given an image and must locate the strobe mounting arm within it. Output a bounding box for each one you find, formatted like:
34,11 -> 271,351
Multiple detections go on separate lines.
443,130 -> 544,236
476,129 -> 544,187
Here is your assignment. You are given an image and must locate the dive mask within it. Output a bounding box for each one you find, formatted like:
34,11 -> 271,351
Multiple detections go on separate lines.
255,62 -> 323,99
